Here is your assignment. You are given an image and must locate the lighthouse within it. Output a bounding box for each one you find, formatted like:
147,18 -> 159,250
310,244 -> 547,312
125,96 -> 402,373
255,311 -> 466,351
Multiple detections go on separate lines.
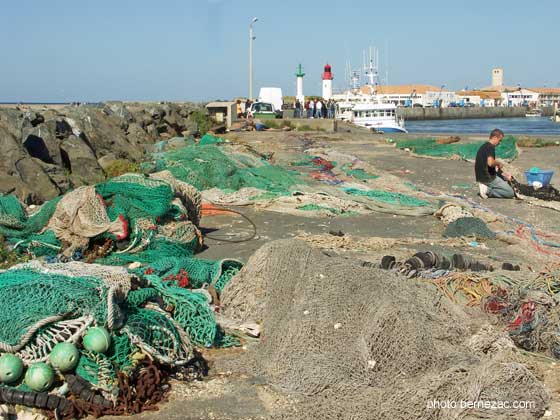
322,63 -> 333,100
295,64 -> 305,103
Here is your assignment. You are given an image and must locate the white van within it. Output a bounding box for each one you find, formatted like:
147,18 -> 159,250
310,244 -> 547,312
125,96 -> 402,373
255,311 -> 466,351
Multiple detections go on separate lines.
258,87 -> 283,113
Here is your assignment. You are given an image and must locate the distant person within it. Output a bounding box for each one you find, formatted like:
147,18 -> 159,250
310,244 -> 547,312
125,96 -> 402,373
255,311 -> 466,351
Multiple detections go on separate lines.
315,99 -> 322,119
475,129 -> 515,199
236,100 -> 242,118
329,100 -> 336,119
321,100 -> 327,118
295,99 -> 301,118
308,100 -> 315,119
245,99 -> 251,117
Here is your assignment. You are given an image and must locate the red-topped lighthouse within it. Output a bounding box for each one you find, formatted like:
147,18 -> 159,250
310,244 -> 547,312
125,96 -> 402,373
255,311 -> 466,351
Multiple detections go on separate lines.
322,63 -> 333,100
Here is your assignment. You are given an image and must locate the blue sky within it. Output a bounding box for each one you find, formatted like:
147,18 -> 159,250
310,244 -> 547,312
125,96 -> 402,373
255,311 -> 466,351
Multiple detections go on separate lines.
1,0 -> 558,102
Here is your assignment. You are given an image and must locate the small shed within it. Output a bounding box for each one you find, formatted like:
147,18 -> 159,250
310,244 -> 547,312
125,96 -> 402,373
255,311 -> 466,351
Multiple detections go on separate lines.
205,101 -> 238,129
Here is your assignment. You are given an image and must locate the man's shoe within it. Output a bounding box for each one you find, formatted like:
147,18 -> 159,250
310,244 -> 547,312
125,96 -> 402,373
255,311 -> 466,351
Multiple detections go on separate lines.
478,183 -> 489,199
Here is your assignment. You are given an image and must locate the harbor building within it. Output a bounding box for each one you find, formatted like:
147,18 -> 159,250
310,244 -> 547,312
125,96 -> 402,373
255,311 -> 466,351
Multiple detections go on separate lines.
455,90 -> 502,107
531,88 -> 560,107
360,85 -> 457,107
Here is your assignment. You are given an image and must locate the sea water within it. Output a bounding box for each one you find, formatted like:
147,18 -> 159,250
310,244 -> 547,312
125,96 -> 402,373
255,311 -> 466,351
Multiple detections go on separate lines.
406,117 -> 560,135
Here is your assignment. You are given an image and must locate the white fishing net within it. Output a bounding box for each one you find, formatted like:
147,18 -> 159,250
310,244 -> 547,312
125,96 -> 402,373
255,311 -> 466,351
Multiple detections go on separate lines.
221,239 -> 549,419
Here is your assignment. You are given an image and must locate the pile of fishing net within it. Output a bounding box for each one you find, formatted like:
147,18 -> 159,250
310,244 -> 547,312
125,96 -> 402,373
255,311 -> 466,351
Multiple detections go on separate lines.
0,259 -> 216,418
141,141 -> 438,217
395,136 -> 518,161
149,142 -> 300,200
0,171 -> 244,418
443,217 -> 496,239
509,178 -> 560,212
483,263 -> 560,359
221,240 -> 549,420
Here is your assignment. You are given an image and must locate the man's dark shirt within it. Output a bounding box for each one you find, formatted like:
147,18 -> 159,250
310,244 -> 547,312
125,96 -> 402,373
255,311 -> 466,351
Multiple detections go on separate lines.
475,142 -> 496,183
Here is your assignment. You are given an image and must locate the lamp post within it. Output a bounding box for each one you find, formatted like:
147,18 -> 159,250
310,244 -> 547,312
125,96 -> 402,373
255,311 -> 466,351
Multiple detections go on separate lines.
249,17 -> 258,101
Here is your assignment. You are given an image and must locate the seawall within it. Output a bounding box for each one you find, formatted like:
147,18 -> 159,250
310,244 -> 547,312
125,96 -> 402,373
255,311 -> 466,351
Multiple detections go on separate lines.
398,106 -> 554,121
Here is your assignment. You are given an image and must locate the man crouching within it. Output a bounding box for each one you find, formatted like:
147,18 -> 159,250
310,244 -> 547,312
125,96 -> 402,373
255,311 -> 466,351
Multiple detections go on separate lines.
475,129 -> 515,199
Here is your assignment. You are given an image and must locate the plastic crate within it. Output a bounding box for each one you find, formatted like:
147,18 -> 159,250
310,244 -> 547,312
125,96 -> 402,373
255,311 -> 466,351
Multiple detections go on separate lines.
524,169 -> 554,187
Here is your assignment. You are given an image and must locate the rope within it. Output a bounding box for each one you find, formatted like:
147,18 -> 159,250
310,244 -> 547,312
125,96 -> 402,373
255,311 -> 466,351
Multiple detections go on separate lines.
412,182 -> 560,251
107,286 -> 116,330
201,204 -> 257,243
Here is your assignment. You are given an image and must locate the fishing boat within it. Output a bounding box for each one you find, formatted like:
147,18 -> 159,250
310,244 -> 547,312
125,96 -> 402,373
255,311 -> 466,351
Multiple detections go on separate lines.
525,108 -> 544,118
348,101 -> 407,133
333,45 -> 407,133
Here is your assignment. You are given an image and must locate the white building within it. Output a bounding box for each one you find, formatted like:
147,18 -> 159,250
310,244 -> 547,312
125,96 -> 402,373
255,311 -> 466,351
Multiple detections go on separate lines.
423,90 -> 459,108
501,88 -> 539,107
456,90 -> 502,107
360,85 -> 438,106
374,85 -> 457,107
531,88 -> 560,107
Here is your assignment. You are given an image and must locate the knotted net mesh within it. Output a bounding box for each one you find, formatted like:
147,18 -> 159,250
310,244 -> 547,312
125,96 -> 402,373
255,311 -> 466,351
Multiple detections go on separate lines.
221,239 -> 548,419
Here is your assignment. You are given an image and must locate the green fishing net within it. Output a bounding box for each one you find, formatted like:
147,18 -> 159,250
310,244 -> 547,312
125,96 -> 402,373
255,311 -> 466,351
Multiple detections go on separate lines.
343,188 -> 430,207
0,196 -> 63,255
395,136 -> 518,160
154,144 -> 301,195
199,134 -> 225,145
443,217 -> 496,239
0,269 -> 108,348
340,163 -> 379,180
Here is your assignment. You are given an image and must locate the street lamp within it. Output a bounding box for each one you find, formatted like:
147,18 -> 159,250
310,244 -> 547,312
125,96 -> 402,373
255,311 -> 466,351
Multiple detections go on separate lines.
249,17 -> 258,101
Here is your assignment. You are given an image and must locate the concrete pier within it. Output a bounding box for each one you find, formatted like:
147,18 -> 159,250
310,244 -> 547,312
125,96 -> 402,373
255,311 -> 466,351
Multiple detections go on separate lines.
398,106 -> 554,121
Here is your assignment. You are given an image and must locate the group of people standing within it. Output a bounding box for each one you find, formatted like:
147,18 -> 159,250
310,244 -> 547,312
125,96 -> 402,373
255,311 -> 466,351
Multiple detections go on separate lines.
294,98 -> 336,119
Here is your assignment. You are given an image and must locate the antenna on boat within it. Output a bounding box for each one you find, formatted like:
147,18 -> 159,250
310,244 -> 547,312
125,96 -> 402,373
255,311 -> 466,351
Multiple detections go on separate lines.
385,40 -> 389,86
362,45 -> 379,93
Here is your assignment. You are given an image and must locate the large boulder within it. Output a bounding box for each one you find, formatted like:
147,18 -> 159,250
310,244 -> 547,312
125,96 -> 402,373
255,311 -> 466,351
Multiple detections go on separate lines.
126,122 -> 152,147
21,121 -> 63,165
105,102 -> 134,123
0,109 -> 23,139
182,116 -> 198,136
34,160 -> 72,194
60,135 -> 105,186
63,107 -> 143,161
0,125 -> 60,203
0,102 -> 205,202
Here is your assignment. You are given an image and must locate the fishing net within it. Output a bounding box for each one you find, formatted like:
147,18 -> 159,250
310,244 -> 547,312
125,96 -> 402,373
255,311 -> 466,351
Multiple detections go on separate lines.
75,351 -> 118,391
483,270 -> 560,359
122,307 -> 193,365
435,203 -> 474,225
221,239 -> 548,419
152,144 -> 301,196
0,269 -> 110,352
296,204 -> 347,216
395,136 -> 518,161
343,187 -> 430,207
0,196 -> 61,239
199,134 -> 225,145
516,184 -> 560,202
444,217 -> 496,239
17,316 -> 93,365
47,186 -> 128,255
0,195 -> 63,255
340,163 -> 379,180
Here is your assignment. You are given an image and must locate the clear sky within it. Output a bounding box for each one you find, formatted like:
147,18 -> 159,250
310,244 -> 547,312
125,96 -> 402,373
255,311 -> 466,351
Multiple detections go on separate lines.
1,0 -> 558,102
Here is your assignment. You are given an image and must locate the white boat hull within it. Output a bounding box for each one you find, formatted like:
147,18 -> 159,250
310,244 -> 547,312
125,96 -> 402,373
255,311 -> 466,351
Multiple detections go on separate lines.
353,119 -> 408,133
